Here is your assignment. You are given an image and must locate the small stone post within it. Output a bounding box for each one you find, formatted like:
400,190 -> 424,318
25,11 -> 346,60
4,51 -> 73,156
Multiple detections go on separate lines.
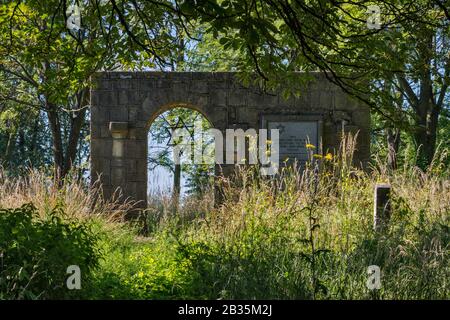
109,122 -> 128,157
109,121 -> 128,198
374,183 -> 391,231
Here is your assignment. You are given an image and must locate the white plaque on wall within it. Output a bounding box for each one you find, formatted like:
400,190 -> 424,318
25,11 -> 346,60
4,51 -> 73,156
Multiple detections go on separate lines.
267,121 -> 319,163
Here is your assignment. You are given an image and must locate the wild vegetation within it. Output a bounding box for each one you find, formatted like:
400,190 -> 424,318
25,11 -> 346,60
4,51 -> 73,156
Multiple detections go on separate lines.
1,137 -> 448,299
0,1 -> 449,300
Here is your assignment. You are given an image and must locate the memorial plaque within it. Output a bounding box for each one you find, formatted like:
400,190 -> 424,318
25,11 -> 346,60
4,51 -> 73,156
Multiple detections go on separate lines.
268,121 -> 319,163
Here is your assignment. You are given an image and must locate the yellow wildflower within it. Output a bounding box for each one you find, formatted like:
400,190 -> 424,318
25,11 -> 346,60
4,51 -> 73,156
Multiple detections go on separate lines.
313,154 -> 322,159
306,143 -> 315,149
324,153 -> 333,161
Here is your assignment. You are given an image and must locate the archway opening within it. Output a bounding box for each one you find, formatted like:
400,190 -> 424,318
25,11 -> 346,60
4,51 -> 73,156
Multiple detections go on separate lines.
147,106 -> 216,209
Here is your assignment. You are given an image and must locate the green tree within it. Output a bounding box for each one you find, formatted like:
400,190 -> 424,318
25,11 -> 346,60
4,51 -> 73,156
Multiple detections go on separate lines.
148,107 -> 214,199
124,0 -> 449,168
0,0 -> 181,180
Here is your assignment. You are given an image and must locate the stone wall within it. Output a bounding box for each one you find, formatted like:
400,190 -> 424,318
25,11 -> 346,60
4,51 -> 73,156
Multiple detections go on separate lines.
90,72 -> 370,208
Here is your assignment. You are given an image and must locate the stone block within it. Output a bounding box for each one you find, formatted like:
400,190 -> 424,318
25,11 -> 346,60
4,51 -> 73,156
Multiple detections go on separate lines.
100,139 -> 112,157
139,79 -> 155,92
99,174 -> 111,186
128,106 -> 139,122
90,91 -> 100,106
111,167 -> 126,186
156,79 -> 171,88
263,94 -> 279,107
91,106 -> 109,124
128,172 -> 146,182
343,125 -> 360,135
136,183 -> 147,201
126,140 -> 146,159
333,110 -> 352,122
189,81 -> 209,94
352,110 -> 371,127
97,80 -> 111,90
173,72 -> 192,81
247,91 -> 266,108
213,72 -> 231,81
123,182 -> 138,199
209,90 -> 227,107
91,139 -> 111,158
98,90 -> 118,106
334,91 -> 349,110
118,89 -> 141,105
109,107 -> 129,122
319,91 -> 334,109
90,123 -> 101,139
209,81 -> 228,89
101,186 -> 113,201
128,127 -> 146,140
127,159 -> 137,174
188,94 -> 208,108
237,107 -> 258,125
228,89 -> 248,107
100,124 -> 111,138
112,78 -> 139,90
171,82 -> 189,102
109,121 -> 128,136
308,89 -> 321,106
192,72 -> 210,80
111,158 -> 126,167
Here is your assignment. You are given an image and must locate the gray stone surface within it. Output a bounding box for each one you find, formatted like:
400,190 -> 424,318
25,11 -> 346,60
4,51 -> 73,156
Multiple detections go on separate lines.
90,72 -> 371,209
374,183 -> 392,231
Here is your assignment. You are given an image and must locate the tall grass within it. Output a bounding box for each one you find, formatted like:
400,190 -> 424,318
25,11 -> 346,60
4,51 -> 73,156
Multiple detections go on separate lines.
0,170 -> 134,224
0,134 -> 448,299
138,134 -> 449,299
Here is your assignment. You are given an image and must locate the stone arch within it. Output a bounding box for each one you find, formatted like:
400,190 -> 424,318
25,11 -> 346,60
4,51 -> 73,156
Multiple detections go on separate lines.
90,72 -> 370,213
143,101 -> 215,132
145,102 -> 217,196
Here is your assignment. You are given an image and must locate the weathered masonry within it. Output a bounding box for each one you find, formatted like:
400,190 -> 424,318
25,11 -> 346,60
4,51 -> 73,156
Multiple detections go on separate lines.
90,72 -> 370,208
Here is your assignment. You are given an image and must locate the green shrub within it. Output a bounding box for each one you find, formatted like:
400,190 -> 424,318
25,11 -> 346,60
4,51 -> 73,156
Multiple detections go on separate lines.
84,228 -> 197,300
0,203 -> 101,299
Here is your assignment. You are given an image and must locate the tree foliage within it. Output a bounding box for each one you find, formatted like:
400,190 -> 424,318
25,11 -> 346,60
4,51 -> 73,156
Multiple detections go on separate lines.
1,0 -> 449,183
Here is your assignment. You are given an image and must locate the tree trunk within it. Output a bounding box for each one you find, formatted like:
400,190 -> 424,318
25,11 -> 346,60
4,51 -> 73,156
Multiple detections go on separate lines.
171,30 -> 184,204
63,108 -> 86,176
412,30 -> 439,169
46,89 -> 88,184
386,128 -> 401,170
63,91 -> 88,177
46,103 -> 65,183
173,163 -> 181,203
29,115 -> 40,160
413,104 -> 439,168
17,127 -> 25,160
3,130 -> 17,168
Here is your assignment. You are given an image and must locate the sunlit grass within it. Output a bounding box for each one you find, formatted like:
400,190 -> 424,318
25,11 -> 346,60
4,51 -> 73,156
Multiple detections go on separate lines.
0,134 -> 448,299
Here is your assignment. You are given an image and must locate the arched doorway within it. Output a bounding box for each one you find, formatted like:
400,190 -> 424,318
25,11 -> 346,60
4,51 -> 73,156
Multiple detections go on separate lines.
147,105 -> 216,207
90,72 -> 370,213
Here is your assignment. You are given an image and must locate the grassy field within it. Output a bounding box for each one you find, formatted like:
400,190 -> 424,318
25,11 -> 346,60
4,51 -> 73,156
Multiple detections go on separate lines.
0,137 -> 448,299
